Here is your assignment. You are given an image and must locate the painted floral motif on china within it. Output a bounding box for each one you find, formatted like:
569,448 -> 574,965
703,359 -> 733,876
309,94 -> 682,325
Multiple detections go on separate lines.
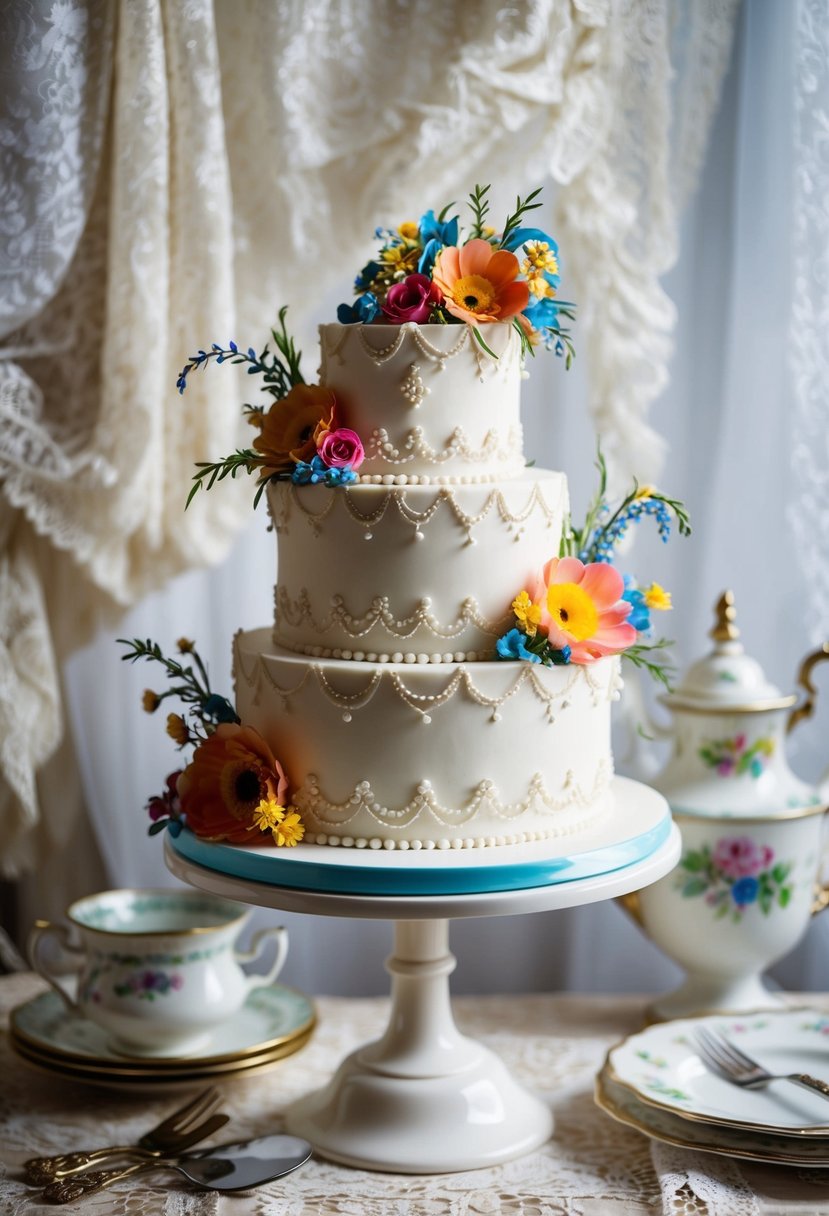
698,733 -> 774,778
675,836 -> 794,920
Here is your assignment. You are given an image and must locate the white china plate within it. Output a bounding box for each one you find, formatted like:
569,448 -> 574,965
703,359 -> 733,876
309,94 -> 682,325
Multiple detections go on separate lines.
596,1067 -> 829,1168
11,983 -> 315,1072
609,1008 -> 829,1135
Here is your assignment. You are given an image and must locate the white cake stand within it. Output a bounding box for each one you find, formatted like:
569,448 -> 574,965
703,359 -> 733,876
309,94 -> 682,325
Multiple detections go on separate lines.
166,778 -> 680,1174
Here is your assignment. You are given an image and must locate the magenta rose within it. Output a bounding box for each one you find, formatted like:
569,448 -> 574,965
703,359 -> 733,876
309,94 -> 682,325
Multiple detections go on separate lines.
381,273 -> 443,324
318,427 -> 365,470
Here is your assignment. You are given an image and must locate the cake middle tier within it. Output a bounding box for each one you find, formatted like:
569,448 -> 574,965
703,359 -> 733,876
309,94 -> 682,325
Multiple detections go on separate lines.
270,469 -> 568,661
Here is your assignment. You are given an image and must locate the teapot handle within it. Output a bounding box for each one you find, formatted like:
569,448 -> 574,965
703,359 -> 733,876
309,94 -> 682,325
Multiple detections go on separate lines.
787,643 -> 829,735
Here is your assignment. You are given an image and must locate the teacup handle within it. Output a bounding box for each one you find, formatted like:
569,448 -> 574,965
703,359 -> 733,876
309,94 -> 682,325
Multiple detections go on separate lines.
27,920 -> 84,1012
234,925 -> 288,993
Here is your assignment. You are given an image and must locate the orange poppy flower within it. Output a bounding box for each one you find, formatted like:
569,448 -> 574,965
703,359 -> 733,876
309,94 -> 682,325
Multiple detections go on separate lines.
253,384 -> 338,473
432,239 -> 529,325
177,723 -> 289,843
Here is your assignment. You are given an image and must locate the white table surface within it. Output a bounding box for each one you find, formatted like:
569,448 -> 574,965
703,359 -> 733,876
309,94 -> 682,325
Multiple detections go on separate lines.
3,972 -> 829,1216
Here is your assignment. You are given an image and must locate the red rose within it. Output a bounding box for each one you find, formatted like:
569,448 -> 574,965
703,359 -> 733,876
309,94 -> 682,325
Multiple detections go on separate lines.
318,427 -> 365,470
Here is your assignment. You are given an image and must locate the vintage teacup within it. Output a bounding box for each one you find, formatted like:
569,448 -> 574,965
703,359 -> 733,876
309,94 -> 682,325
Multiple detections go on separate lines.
629,808 -> 828,1018
28,888 -> 288,1056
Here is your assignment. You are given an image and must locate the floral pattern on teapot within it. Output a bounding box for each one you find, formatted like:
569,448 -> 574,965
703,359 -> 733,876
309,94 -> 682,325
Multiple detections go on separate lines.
697,734 -> 775,779
675,835 -> 794,921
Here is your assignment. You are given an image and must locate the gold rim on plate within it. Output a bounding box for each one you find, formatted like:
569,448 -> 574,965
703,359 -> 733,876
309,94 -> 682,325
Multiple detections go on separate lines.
10,988 -> 316,1070
594,1068 -> 829,1168
599,1007 -> 829,1138
10,1026 -> 314,1086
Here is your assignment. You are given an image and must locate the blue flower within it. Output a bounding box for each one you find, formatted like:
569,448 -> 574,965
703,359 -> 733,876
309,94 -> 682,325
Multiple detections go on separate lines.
622,576 -> 652,633
547,645 -> 572,666
419,209 -> 459,247
732,876 -> 759,907
323,465 -> 357,487
354,260 -> 382,290
203,694 -> 239,724
337,292 -> 381,324
501,226 -> 558,254
417,210 -> 460,277
292,454 -> 327,485
496,628 -> 541,664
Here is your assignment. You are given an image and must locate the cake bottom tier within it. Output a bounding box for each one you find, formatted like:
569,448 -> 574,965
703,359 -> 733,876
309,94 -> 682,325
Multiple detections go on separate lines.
233,629 -> 622,850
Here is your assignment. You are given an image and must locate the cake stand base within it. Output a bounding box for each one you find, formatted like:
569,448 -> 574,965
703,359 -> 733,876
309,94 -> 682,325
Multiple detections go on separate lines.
286,919 -> 552,1172
166,780 -> 680,1173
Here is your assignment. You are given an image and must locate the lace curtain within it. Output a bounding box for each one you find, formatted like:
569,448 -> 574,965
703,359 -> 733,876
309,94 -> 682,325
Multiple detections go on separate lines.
0,0 -> 740,879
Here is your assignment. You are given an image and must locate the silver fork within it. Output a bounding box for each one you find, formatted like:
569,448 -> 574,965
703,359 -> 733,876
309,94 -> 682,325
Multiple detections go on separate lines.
24,1087 -> 228,1183
695,1025 -> 829,1104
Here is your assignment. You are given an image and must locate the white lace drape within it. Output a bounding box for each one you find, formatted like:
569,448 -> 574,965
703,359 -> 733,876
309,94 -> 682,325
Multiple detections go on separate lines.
0,0 -> 739,876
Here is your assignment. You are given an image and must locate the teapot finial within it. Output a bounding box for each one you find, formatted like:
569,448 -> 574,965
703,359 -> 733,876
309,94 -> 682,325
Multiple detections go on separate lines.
710,590 -> 740,644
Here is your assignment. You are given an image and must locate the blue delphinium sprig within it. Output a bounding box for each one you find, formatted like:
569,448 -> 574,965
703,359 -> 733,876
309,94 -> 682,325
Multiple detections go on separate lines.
176,306 -> 304,400
562,447 -> 691,565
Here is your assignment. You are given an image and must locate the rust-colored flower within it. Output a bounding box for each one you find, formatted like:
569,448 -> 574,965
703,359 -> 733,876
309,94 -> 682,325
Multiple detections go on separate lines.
177,723 -> 289,843
253,384 -> 338,474
166,713 -> 190,746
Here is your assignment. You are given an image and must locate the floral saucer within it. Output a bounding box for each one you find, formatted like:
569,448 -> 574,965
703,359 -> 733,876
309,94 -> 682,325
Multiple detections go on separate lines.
607,1008 -> 829,1136
596,1066 -> 829,1167
11,983 -> 315,1075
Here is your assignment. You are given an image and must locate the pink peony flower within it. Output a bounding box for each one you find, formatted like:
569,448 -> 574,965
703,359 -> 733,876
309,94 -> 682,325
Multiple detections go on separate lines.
712,836 -> 769,879
531,556 -> 636,664
318,427 -> 365,470
381,273 -> 443,324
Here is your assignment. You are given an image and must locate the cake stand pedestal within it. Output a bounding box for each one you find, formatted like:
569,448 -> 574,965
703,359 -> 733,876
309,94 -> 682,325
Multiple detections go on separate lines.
166,778 -> 680,1173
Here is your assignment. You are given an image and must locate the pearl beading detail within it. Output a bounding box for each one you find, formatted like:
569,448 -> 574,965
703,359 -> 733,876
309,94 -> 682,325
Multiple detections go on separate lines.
234,637 -> 617,724
321,321 -> 518,380
272,480 -> 564,546
293,761 -> 612,838
366,424 -> 523,468
275,588 -> 511,643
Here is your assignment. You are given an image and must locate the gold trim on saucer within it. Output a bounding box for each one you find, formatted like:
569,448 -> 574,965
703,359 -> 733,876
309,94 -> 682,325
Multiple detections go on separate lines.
9,987 -> 316,1070
66,887 -> 251,938
595,1069 -> 829,1168
670,802 -> 828,824
10,1027 -> 313,1086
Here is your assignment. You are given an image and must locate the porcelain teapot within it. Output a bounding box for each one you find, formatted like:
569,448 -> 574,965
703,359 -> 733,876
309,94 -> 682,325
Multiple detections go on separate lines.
625,591 -> 829,1019
648,590 -> 829,816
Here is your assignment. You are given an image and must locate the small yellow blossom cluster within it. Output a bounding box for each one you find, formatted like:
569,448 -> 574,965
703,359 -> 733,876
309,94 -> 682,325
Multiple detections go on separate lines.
643,582 -> 672,611
522,241 -> 559,299
251,797 -> 306,847
166,712 -> 189,746
512,590 -> 542,637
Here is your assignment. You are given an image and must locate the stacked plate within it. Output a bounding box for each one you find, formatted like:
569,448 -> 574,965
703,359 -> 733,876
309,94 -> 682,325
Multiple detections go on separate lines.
596,1008 -> 829,1167
10,984 -> 315,1092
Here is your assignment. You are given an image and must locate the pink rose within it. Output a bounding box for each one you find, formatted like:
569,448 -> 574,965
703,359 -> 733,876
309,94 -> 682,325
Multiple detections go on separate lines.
381,273 -> 443,324
318,427 -> 365,470
712,836 -> 767,879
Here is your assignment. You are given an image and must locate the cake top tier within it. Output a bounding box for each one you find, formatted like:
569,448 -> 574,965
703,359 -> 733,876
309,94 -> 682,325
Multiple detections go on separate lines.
318,321 -> 523,483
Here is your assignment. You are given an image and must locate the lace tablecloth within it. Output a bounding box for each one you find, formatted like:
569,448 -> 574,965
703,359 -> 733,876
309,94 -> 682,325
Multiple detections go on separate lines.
2,973 -> 829,1216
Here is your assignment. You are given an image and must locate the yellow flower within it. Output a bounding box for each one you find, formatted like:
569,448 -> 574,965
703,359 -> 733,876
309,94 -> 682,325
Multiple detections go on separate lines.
523,241 -> 559,276
644,583 -> 672,611
251,797 -> 285,834
166,713 -> 189,745
176,637 -> 195,653
380,244 -> 419,274
397,221 -> 419,241
142,689 -> 161,713
273,809 -> 305,847
512,590 -> 542,638
634,484 -> 657,500
525,271 -> 556,299
546,583 -> 599,642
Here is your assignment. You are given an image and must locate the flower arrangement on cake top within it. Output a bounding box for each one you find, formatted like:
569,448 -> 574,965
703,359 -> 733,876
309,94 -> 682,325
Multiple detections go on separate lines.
496,450 -> 691,688
175,184 -> 573,508
337,183 -> 575,363
120,637 -> 304,847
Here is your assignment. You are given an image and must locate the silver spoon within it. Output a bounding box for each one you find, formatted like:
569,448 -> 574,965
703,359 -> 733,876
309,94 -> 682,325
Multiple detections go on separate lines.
43,1134 -> 313,1203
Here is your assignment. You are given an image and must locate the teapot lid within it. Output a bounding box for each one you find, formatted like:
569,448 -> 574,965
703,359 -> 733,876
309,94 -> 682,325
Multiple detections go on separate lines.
664,591 -> 797,713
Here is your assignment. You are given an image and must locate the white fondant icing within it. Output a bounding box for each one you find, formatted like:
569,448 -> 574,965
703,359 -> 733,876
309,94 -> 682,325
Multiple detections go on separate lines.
233,632 -> 617,846
269,471 -> 568,659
